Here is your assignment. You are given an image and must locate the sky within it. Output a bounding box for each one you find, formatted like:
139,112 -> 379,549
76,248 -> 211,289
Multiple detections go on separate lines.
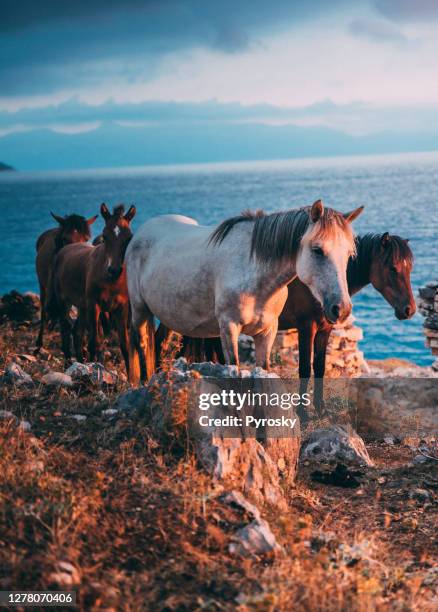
1,0 -> 438,166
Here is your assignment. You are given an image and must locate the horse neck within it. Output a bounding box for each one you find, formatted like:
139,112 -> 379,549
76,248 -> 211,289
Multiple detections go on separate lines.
257,257 -> 298,294
346,235 -> 375,295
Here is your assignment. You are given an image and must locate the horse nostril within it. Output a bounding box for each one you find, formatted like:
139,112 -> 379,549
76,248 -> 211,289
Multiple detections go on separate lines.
108,266 -> 121,279
405,305 -> 415,317
330,304 -> 341,321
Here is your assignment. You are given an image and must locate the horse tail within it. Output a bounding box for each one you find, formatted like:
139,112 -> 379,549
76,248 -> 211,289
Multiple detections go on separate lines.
144,311 -> 156,380
128,326 -> 141,385
129,306 -> 156,385
44,261 -> 60,323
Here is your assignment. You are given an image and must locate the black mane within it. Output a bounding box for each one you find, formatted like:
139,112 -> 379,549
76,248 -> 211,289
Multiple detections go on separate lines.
348,233 -> 413,282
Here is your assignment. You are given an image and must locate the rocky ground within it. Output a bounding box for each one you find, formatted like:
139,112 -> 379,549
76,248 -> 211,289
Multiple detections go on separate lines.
0,315 -> 437,610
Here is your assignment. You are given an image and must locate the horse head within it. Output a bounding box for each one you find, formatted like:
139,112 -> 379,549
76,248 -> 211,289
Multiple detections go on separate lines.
369,233 -> 416,320
296,200 -> 364,324
51,212 -> 97,250
100,203 -> 136,280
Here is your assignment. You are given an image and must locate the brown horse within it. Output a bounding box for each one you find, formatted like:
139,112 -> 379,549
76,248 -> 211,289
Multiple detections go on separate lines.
51,204 -> 136,374
35,212 -> 97,352
157,232 -> 416,412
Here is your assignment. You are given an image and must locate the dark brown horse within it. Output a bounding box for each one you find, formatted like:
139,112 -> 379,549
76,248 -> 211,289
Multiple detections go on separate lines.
157,232 -> 415,411
35,212 -> 97,352
51,204 -> 136,374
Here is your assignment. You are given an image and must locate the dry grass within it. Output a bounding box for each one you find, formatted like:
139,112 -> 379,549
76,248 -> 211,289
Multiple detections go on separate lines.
0,320 -> 437,611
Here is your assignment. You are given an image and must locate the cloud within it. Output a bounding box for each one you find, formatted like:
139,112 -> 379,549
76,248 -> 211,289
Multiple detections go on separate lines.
349,18 -> 408,44
374,0 -> 438,22
0,1 -> 352,97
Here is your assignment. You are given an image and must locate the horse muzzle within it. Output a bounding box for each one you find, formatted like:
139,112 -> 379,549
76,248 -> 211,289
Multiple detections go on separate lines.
395,303 -> 416,320
108,265 -> 123,280
324,301 -> 352,325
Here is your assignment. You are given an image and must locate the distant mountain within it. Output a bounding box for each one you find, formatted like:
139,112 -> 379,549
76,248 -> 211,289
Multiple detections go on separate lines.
0,121 -> 437,171
0,161 -> 15,171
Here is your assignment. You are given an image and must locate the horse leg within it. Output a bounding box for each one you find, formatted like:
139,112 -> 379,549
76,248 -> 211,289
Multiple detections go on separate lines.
116,304 -> 130,377
253,320 -> 278,371
59,304 -> 73,365
73,310 -> 86,363
129,302 -> 155,384
313,327 -> 332,415
155,322 -> 173,368
87,301 -> 103,363
219,319 -> 241,366
298,322 -> 316,422
35,286 -> 46,353
205,337 -> 225,364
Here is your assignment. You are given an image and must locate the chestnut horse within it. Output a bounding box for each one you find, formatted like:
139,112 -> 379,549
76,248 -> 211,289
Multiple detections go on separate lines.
51,204 -> 136,374
157,232 -> 415,412
35,212 -> 97,352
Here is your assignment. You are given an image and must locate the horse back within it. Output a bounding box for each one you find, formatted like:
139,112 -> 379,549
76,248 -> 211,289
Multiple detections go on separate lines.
54,243 -> 93,308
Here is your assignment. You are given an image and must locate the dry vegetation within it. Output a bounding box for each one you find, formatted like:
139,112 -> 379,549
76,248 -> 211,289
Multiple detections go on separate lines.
0,320 -> 437,611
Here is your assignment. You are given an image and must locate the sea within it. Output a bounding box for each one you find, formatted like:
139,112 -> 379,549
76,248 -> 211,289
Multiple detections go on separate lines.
1,151 -> 437,365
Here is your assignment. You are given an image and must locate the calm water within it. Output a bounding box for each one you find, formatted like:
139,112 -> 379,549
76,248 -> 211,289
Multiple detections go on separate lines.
1,151 -> 437,365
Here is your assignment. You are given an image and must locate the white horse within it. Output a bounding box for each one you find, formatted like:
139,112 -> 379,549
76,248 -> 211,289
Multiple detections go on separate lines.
125,200 -> 363,383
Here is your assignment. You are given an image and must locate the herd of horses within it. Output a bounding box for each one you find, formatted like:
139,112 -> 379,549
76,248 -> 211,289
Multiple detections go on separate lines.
35,199 -> 416,411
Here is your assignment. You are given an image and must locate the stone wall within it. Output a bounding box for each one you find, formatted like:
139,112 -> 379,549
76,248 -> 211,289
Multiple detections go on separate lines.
417,280 -> 438,370
240,315 -> 368,377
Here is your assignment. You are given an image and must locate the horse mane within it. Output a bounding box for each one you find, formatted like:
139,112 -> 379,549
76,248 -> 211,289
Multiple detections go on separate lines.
53,214 -> 91,251
112,205 -> 125,218
209,206 -> 355,261
353,233 -> 413,277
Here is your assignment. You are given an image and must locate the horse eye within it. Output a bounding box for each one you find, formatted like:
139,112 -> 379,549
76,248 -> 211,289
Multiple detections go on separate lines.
312,246 -> 324,257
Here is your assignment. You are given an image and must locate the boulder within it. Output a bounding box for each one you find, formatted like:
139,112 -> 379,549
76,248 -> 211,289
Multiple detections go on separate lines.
300,426 -> 374,467
2,362 -> 34,387
115,358 -> 300,508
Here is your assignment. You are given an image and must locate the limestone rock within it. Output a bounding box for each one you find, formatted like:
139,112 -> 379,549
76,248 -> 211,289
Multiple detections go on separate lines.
65,361 -> 117,385
220,490 -> 261,522
229,518 -> 282,556
41,371 -> 73,388
18,420 -> 31,432
300,426 -> 374,467
2,362 -> 34,387
115,358 -> 300,508
0,410 -> 18,423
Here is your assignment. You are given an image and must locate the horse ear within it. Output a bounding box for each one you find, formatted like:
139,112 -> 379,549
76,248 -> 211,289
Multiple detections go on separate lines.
51,212 -> 65,226
100,203 -> 111,221
381,232 -> 391,247
310,199 -> 324,222
87,214 -> 98,226
124,205 -> 136,223
343,206 -> 364,223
